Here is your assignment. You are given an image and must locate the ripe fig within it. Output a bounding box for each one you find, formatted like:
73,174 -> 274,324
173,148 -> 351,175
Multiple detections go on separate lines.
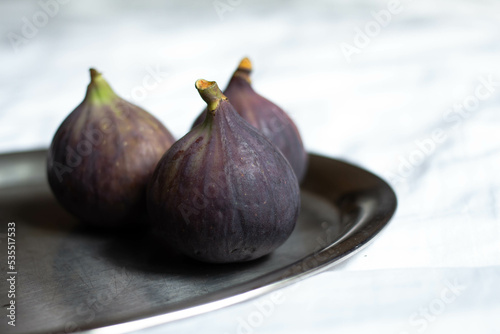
192,58 -> 308,182
47,68 -> 176,227
148,79 -> 300,263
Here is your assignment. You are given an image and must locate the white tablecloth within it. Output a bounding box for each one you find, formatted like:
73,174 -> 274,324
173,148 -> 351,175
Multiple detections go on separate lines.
1,0 -> 499,333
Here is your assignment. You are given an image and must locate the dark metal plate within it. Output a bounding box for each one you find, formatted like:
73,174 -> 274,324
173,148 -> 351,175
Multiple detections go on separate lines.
0,150 -> 396,334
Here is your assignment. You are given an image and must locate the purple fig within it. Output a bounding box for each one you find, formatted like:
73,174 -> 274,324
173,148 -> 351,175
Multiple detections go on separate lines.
148,79 -> 300,263
47,69 -> 176,227
192,58 -> 308,182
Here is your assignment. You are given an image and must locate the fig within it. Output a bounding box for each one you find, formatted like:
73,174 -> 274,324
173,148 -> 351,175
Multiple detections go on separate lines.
147,79 -> 300,263
47,68 -> 176,227
192,58 -> 308,182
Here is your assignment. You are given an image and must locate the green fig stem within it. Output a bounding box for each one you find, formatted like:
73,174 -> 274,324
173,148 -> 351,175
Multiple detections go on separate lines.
86,68 -> 118,105
233,57 -> 252,83
195,79 -> 226,113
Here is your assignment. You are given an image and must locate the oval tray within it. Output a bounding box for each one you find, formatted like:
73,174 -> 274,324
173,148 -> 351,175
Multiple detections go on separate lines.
0,150 -> 396,334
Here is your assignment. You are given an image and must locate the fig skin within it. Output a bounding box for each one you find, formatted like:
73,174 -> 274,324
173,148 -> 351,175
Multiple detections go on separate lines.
47,69 -> 176,228
148,80 -> 300,263
192,58 -> 308,182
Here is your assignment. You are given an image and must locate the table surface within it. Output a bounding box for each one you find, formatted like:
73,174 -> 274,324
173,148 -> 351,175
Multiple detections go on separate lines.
1,0 -> 499,333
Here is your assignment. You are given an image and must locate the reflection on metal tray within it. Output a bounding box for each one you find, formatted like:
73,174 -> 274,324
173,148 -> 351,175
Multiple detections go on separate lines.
0,150 -> 396,334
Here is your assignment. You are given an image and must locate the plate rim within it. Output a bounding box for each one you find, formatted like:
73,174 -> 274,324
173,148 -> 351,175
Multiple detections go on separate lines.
0,149 -> 397,334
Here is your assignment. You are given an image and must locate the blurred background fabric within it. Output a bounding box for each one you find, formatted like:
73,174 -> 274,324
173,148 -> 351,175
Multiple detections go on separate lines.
1,0 -> 500,333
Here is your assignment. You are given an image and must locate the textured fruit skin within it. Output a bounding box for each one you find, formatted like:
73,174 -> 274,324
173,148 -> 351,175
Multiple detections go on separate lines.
47,70 -> 175,227
192,60 -> 308,182
148,82 -> 300,263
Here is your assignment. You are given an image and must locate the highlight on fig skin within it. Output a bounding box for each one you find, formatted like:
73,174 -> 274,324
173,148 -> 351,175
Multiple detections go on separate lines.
46,68 -> 176,228
191,57 -> 308,182
147,78 -> 300,263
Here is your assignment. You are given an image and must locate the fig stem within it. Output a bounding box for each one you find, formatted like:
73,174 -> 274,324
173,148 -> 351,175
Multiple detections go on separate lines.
195,79 -> 225,112
234,57 -> 252,83
86,68 -> 117,105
